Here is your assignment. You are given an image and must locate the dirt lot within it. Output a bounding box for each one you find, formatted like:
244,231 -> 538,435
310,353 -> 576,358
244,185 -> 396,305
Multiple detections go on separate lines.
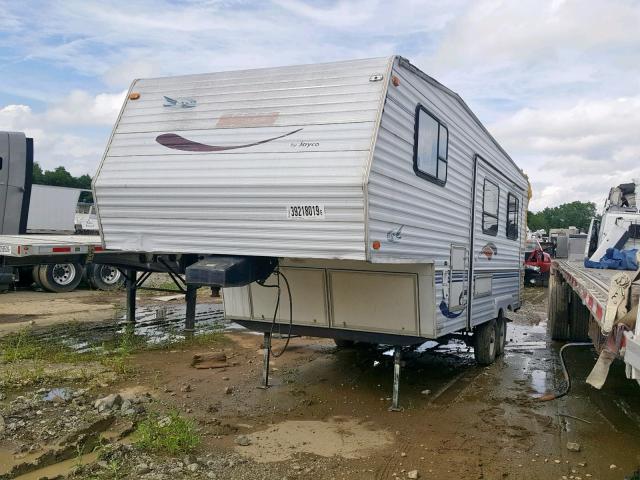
1,286 -> 639,479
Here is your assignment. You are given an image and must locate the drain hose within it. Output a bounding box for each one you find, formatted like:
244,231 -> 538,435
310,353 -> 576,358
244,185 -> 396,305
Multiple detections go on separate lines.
537,342 -> 593,401
257,267 -> 293,358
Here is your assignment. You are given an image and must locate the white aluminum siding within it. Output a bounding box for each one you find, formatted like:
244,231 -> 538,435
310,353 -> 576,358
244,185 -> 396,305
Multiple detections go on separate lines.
367,57 -> 528,335
94,57 -> 393,259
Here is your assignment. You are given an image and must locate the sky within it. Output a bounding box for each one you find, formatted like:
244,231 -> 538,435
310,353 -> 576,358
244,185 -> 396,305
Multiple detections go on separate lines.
0,0 -> 639,212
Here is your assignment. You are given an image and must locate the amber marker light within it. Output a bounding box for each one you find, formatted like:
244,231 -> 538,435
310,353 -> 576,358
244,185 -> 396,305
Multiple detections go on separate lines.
128,92 -> 141,100
372,241 -> 381,250
391,76 -> 400,87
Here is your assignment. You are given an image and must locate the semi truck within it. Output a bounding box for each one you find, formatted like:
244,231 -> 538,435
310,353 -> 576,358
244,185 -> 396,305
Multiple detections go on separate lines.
0,131 -> 123,293
548,181 -> 640,387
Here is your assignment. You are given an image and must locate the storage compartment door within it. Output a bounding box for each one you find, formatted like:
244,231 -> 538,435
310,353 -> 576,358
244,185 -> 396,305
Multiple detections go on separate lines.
329,270 -> 419,335
250,267 -> 329,326
222,286 -> 252,320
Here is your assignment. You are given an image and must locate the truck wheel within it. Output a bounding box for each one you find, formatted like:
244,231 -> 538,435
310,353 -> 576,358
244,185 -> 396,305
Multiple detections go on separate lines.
38,263 -> 83,293
474,319 -> 497,365
32,265 -> 44,289
87,264 -> 124,291
495,315 -> 507,357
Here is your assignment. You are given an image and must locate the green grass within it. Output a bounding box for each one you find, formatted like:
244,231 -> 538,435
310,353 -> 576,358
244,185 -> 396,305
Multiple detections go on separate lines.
134,410 -> 200,455
0,328 -> 91,364
0,324 -> 224,388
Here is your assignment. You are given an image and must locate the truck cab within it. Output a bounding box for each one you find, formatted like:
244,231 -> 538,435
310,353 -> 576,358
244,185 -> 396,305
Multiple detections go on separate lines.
524,239 -> 551,286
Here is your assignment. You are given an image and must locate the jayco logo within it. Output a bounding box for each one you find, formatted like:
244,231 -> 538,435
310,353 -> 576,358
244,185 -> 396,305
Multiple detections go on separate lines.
290,140 -> 320,148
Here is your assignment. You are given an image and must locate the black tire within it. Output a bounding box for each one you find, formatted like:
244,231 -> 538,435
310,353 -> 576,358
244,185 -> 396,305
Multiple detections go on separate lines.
334,339 -> 355,348
495,314 -> 507,357
38,263 -> 83,293
474,319 -> 497,365
32,265 -> 44,289
86,264 -> 124,291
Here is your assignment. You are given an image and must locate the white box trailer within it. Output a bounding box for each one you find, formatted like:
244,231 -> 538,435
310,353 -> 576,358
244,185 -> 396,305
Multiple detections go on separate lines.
93,56 -> 529,407
27,185 -> 83,234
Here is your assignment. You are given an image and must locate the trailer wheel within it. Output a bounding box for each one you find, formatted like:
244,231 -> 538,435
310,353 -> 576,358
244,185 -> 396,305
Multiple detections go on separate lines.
495,314 -> 507,357
474,319 -> 497,365
38,263 -> 83,293
87,264 -> 124,291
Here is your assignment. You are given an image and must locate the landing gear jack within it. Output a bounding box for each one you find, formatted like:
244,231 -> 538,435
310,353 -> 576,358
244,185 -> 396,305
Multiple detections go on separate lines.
125,268 -> 137,325
259,332 -> 272,389
389,346 -> 403,412
121,266 -> 197,334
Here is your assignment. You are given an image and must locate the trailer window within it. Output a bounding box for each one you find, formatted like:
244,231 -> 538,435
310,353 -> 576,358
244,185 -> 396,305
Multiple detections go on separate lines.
506,193 -> 519,240
482,179 -> 499,236
413,105 -> 448,185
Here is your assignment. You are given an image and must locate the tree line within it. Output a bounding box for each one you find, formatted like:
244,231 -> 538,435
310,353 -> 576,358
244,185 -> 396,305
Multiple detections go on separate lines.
527,201 -> 597,234
32,163 -> 94,202
33,163 -> 92,190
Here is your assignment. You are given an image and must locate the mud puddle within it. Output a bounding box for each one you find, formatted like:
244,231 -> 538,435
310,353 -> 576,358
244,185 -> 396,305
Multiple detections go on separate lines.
21,303 -> 235,352
12,450 -> 100,480
235,417 -> 394,462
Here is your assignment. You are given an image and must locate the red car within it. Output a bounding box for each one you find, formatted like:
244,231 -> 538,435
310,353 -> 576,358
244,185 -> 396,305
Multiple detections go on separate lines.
524,240 -> 551,286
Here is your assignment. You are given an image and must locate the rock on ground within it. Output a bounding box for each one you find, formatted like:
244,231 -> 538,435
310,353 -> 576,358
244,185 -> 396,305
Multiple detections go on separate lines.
94,393 -> 123,412
566,442 -> 581,452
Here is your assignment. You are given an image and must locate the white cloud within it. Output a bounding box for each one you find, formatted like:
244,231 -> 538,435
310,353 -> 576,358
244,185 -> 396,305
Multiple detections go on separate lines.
46,90 -> 126,126
436,0 -> 640,67
490,95 -> 640,211
0,90 -> 125,175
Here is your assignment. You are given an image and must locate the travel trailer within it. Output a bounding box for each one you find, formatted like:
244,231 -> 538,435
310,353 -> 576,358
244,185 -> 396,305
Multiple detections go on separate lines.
92,56 -> 529,406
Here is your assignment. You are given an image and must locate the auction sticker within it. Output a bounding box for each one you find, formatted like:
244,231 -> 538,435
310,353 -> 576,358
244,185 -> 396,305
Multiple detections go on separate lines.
286,204 -> 325,220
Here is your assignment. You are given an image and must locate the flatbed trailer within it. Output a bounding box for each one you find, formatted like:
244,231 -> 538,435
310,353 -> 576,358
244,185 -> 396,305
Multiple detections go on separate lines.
0,233 -> 201,332
0,234 -> 103,260
549,259 -> 640,386
0,234 -> 121,293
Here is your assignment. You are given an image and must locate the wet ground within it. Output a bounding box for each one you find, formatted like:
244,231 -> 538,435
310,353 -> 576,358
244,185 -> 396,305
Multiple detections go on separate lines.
1,286 -> 639,479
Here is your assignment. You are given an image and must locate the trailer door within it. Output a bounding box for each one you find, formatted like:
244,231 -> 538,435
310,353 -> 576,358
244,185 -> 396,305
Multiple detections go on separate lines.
469,155 -> 524,329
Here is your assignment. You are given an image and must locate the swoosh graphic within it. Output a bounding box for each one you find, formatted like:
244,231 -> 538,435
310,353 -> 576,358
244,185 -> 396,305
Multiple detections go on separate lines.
155,128 -> 303,152
439,300 -> 465,319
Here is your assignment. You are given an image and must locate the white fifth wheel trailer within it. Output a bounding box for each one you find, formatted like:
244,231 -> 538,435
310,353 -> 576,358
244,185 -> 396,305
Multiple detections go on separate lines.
93,56 -> 530,407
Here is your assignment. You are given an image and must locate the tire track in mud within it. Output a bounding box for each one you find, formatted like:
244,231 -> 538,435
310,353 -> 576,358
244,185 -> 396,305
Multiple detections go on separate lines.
374,367 -> 484,479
